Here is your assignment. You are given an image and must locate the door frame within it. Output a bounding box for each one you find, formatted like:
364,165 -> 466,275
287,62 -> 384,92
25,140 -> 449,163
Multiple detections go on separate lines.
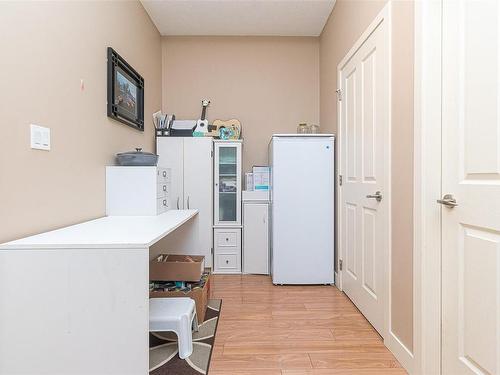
336,2 -> 392,341
413,1 -> 443,374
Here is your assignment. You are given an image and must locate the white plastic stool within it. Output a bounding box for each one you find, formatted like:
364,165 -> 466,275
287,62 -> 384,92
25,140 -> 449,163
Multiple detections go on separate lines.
149,297 -> 199,359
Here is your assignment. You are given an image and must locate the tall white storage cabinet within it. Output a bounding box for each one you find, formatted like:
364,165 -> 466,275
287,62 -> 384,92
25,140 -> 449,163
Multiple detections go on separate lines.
157,137 -> 213,266
242,191 -> 270,275
213,140 -> 242,273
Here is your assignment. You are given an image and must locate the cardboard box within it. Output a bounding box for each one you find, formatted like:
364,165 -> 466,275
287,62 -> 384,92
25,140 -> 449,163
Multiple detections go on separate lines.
150,254 -> 205,282
150,273 -> 211,322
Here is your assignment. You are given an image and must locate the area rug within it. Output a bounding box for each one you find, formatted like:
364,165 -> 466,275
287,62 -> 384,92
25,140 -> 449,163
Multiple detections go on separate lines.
149,299 -> 222,375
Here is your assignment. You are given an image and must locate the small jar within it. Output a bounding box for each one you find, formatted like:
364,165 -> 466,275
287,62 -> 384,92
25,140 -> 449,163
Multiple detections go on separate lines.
309,124 -> 320,134
297,123 -> 308,134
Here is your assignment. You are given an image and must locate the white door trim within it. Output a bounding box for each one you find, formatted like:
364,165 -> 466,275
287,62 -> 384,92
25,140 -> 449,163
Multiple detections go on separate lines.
336,0 -> 391,346
413,1 -> 442,374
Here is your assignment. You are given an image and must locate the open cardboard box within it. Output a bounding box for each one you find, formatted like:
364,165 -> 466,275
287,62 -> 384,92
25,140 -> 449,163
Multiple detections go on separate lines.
150,254 -> 205,282
150,273 -> 211,322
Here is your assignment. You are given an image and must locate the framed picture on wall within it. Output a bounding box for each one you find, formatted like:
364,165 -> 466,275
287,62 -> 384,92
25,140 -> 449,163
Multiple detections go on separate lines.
107,47 -> 144,131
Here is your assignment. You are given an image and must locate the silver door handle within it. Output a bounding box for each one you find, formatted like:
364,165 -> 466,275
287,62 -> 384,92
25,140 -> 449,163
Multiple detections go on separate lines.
176,197 -> 180,209
437,194 -> 458,208
187,196 -> 190,209
366,191 -> 382,202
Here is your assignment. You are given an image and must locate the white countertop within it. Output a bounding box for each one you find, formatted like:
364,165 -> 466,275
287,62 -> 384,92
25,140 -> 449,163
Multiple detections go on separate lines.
0,209 -> 198,250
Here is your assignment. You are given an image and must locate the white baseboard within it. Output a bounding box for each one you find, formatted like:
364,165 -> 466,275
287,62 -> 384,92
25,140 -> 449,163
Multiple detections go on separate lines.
385,330 -> 415,373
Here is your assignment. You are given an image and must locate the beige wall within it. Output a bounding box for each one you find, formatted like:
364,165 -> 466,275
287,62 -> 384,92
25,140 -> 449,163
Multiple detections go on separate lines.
390,0 -> 414,353
0,1 -> 161,243
320,0 -> 414,351
161,36 -> 320,173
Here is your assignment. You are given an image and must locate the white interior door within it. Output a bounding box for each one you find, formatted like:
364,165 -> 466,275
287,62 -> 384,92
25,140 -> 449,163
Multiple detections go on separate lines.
157,137 -> 184,209
441,1 -> 500,373
183,137 -> 213,267
338,14 -> 389,335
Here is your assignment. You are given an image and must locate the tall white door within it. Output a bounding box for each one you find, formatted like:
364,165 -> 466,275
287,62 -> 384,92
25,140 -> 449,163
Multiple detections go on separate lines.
184,137 -> 213,266
157,137 -> 184,209
441,1 -> 500,373
338,13 -> 389,335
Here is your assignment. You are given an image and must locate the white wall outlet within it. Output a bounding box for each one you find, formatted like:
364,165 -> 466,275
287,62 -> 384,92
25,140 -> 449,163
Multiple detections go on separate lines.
30,124 -> 51,151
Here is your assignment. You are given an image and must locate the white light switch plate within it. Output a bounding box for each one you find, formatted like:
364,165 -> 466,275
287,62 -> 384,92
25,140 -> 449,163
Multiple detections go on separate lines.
30,124 -> 50,151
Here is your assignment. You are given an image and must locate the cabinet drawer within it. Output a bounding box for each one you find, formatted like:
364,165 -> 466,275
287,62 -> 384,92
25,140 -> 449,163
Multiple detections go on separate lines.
157,197 -> 169,214
215,230 -> 240,247
157,168 -> 170,183
216,254 -> 239,270
157,183 -> 169,198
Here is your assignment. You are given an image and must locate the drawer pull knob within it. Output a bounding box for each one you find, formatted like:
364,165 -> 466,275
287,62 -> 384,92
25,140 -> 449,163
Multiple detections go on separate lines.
163,200 -> 166,206
226,238 -> 229,241
163,185 -> 167,191
226,260 -> 229,264
163,171 -> 167,177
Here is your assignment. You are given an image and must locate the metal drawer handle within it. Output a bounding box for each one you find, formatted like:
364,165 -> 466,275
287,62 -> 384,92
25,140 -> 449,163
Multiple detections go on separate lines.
226,260 -> 229,264
437,194 -> 458,208
163,185 -> 167,191
366,191 -> 382,202
163,171 -> 167,177
176,197 -> 180,209
163,199 -> 167,206
226,238 -> 229,241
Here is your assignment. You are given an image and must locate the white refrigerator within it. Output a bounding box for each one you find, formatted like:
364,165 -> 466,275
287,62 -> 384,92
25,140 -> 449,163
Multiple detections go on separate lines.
269,134 -> 335,284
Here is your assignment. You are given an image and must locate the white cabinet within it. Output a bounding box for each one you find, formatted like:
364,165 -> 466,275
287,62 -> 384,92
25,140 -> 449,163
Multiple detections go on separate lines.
157,137 -> 213,266
214,228 -> 242,273
214,141 -> 242,226
106,166 -> 170,216
213,140 -> 243,274
243,202 -> 270,275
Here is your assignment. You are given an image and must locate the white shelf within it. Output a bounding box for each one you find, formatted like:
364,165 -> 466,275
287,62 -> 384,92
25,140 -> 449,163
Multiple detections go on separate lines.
0,209 -> 198,250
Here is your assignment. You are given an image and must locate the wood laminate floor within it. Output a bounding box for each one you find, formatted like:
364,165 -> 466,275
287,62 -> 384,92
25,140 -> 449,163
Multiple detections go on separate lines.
209,274 -> 407,375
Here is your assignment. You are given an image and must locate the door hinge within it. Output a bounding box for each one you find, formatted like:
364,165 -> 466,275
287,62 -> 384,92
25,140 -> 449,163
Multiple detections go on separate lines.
339,175 -> 343,186
339,259 -> 343,271
336,88 -> 342,101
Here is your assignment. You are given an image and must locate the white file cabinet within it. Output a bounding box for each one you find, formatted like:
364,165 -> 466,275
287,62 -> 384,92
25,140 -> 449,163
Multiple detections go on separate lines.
214,228 -> 242,273
106,166 -> 171,216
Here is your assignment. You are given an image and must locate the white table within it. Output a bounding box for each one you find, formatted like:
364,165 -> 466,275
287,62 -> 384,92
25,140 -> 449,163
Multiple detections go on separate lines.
0,209 -> 198,375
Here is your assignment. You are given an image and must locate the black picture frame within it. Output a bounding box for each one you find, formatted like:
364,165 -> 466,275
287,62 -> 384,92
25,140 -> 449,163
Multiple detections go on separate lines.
107,47 -> 144,131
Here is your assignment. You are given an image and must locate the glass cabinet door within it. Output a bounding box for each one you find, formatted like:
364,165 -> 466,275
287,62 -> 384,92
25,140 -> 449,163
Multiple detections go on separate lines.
215,143 -> 241,225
